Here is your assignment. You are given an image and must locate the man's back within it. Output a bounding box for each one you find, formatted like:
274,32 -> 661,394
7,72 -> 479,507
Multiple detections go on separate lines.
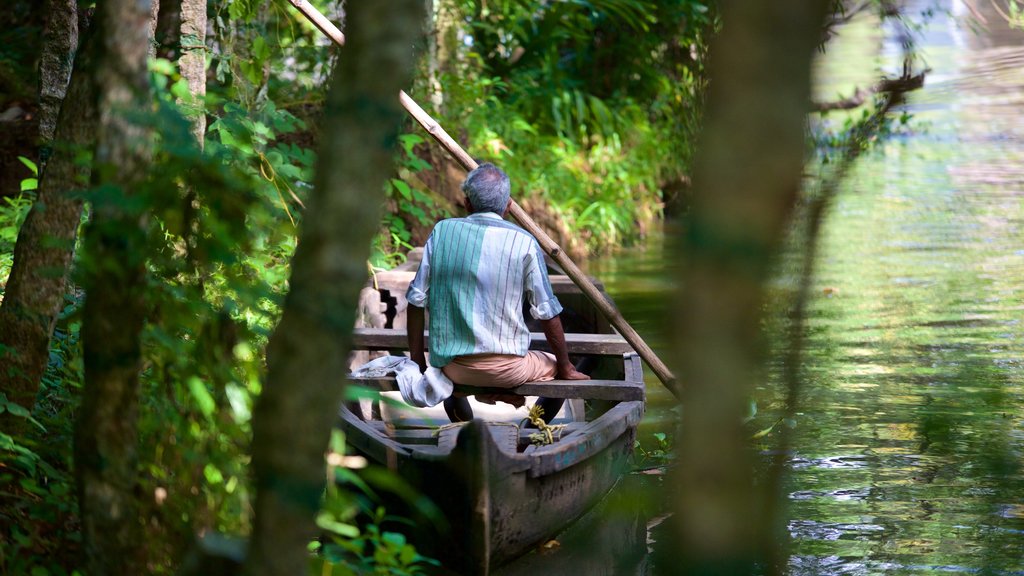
406,212 -> 562,368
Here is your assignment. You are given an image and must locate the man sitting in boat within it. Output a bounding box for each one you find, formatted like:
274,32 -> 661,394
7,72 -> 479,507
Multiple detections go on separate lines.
405,162 -> 589,423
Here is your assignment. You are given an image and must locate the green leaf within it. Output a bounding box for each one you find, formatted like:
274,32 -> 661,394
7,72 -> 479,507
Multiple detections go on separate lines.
391,179 -> 412,201
21,178 -> 38,192
148,57 -> 175,76
17,156 -> 38,175
252,36 -> 271,62
187,377 -> 216,418
203,463 -> 224,484
751,418 -> 783,440
4,402 -> 30,419
400,544 -> 417,565
316,512 -> 360,538
382,531 -> 406,547
170,78 -> 191,101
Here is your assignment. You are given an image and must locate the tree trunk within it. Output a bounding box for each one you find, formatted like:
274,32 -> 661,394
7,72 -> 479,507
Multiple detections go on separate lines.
666,1 -> 828,574
243,1 -> 424,575
73,0 -> 153,572
0,5 -> 92,427
179,0 -> 206,146
149,0 -> 161,57
38,0 -> 79,148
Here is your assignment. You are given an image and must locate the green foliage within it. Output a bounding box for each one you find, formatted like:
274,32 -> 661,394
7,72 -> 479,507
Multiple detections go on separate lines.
315,507 -> 439,575
372,134 -> 452,268
121,56 -> 315,565
0,193 -> 33,287
811,103 -> 913,165
1002,0 -> 1024,28
430,0 -> 714,252
312,431 -> 441,575
0,319 -> 82,575
0,157 -> 37,286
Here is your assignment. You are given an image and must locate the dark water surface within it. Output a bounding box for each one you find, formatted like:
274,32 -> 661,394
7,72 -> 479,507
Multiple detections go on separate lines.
581,2 -> 1024,574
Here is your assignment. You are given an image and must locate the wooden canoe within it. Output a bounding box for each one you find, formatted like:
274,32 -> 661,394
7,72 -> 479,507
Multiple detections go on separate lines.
341,267 -> 645,574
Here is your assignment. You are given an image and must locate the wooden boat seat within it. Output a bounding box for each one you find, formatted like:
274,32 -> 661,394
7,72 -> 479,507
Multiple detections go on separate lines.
370,270 -> 604,296
350,327 -> 633,357
349,375 -> 645,402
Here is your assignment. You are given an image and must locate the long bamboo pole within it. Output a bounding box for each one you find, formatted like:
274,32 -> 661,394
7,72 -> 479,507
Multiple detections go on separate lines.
286,0 -> 679,396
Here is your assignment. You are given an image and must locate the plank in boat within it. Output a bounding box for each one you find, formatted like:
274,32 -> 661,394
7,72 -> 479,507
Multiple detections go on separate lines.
351,327 -> 632,356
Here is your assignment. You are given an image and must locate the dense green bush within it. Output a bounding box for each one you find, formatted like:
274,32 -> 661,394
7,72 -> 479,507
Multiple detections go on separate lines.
425,0 -> 714,252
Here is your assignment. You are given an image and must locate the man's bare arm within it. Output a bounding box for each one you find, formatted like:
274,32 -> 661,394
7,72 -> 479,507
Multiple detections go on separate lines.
540,315 -> 589,380
407,304 -> 427,372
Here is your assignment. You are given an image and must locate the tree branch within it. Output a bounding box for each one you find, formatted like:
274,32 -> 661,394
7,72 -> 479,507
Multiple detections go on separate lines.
813,70 -> 927,112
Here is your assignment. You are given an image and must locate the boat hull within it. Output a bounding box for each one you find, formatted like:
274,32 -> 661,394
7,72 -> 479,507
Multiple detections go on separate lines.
338,399 -> 643,574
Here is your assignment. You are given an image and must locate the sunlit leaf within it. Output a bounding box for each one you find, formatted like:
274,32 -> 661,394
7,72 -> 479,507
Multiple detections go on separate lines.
187,377 -> 216,418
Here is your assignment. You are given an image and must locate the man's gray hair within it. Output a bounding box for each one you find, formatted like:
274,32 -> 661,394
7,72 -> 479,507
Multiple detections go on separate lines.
462,162 -> 511,214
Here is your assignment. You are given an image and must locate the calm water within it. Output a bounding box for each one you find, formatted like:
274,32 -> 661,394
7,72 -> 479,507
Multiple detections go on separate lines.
586,2 -> 1024,574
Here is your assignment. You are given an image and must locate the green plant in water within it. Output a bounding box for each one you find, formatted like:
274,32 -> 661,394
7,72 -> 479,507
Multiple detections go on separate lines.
634,431 -> 675,469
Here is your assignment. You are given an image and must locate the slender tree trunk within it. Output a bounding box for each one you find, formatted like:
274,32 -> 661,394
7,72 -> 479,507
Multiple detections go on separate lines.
179,0 -> 206,146
38,0 -> 79,148
73,0 -> 153,571
0,3 -> 92,427
243,2 -> 424,575
425,0 -> 442,109
149,0 -> 161,57
666,1 -> 828,574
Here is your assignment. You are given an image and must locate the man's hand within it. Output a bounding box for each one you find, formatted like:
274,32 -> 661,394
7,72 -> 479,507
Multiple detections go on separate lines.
541,315 -> 590,380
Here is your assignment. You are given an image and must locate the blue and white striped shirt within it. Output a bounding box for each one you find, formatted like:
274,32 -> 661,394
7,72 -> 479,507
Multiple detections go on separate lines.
406,212 -> 563,368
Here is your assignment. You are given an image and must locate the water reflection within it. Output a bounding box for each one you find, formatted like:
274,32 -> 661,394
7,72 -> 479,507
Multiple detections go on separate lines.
405,1 -> 1024,574
781,1 -> 1024,573
579,1 -> 1024,575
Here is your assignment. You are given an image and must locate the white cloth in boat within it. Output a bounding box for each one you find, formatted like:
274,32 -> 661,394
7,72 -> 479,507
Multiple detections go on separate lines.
350,355 -> 453,408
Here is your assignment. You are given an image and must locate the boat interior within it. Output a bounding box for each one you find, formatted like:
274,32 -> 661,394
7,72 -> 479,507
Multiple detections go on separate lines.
343,253 -> 644,456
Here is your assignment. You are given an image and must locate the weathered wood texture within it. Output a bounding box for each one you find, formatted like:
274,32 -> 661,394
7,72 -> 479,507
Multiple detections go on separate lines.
243,3 -> 424,576
459,379 -> 642,402
365,420 -> 586,445
527,400 -> 643,476
350,327 -> 631,356
338,399 -> 641,574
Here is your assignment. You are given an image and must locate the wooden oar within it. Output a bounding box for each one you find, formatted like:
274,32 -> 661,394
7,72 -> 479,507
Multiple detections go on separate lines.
285,0 -> 679,396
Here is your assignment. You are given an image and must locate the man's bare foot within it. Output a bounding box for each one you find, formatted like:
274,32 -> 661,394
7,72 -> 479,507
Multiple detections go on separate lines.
557,366 -> 590,380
